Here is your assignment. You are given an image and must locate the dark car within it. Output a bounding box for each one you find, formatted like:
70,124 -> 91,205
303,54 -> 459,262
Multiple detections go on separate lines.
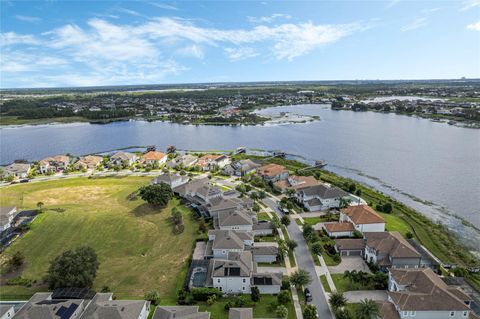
19,178 -> 30,183
304,288 -> 312,302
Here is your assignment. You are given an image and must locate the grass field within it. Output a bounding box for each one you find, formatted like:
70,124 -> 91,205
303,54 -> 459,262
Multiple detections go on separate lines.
198,294 -> 296,319
319,275 -> 331,293
0,176 -> 199,300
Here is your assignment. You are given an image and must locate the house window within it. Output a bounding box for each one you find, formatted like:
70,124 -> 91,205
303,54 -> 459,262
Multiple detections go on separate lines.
242,286 -> 245,290
219,287 -> 222,292
243,279 -> 246,283
217,279 -> 220,283
450,312 -> 455,317
463,312 -> 468,317
403,311 -> 408,317
409,311 -> 415,316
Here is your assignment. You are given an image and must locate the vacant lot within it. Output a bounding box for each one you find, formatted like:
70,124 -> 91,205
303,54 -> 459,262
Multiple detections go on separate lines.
0,176 -> 198,300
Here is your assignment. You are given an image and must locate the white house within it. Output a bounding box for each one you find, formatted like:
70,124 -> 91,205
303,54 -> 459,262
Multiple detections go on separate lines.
140,151 -> 168,166
217,211 -> 254,231
152,173 -> 189,189
339,205 -> 385,233
207,230 -> 253,259
2,163 -> 31,179
296,183 -> 350,212
110,151 -> 137,166
211,251 -> 253,294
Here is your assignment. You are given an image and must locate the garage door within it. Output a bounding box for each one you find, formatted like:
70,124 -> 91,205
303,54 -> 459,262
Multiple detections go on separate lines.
348,250 -> 362,256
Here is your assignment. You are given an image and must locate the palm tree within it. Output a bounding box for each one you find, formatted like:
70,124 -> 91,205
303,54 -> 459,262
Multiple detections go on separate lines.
329,292 -> 347,310
356,299 -> 380,319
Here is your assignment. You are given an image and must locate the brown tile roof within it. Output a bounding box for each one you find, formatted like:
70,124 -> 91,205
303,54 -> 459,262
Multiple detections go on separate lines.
365,231 -> 420,259
257,163 -> 288,177
376,301 -> 400,319
341,205 -> 385,225
273,175 -> 319,191
389,268 -> 471,312
76,155 -> 103,168
197,154 -> 223,166
142,151 -> 167,161
324,222 -> 355,233
334,238 -> 365,250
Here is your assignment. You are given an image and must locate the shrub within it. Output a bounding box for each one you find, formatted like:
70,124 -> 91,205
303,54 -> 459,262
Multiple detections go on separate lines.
144,290 -> 161,306
206,294 -> 217,305
405,231 -> 414,239
190,288 -> 221,301
6,276 -> 33,287
277,290 -> 291,304
251,286 -> 260,302
276,305 -> 288,319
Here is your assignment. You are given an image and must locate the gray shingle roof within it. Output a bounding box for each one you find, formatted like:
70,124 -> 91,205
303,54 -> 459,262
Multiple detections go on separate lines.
228,308 -> 253,319
298,183 -> 349,199
212,251 -> 253,277
153,306 -> 210,319
218,211 -> 253,227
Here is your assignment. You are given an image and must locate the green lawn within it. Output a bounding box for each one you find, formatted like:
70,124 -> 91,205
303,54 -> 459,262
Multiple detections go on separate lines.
256,212 -> 271,221
330,274 -> 375,294
319,275 -> 331,293
301,216 -> 339,226
322,253 -> 341,266
380,212 -> 411,236
198,294 -> 296,319
0,176 -> 199,300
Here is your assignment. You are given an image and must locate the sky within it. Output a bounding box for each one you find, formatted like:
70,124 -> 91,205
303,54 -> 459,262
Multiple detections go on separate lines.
1,0 -> 480,88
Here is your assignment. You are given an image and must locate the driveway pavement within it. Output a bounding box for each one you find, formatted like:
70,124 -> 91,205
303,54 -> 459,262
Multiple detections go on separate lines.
263,197 -> 333,319
328,256 -> 371,274
344,290 -> 387,302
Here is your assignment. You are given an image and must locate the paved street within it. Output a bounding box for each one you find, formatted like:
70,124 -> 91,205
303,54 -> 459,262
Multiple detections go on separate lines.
263,197 -> 333,319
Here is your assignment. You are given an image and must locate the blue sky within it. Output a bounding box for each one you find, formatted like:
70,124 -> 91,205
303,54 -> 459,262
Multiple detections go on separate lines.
1,0 -> 479,88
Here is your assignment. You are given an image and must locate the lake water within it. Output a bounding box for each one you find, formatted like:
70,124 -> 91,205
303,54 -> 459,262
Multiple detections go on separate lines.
1,104 -> 479,254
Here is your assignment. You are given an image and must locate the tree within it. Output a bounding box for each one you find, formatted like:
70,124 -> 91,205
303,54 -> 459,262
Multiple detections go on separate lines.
281,215 -> 291,226
45,246 -> 99,289
382,203 -> 393,214
335,308 -> 353,319
277,290 -> 291,304
171,207 -> 183,225
286,188 -> 296,197
144,290 -> 161,306
356,299 -> 380,319
303,305 -> 318,319
9,251 -> 25,270
251,286 -> 260,302
252,202 -> 261,213
329,292 -> 347,310
277,239 -> 288,258
271,215 -> 281,229
289,269 -> 312,288
36,201 -> 44,212
311,242 -> 324,256
258,190 -> 266,199
302,224 -> 315,238
405,231 -> 414,239
286,239 -> 297,251
276,305 -> 288,319
139,183 -> 173,206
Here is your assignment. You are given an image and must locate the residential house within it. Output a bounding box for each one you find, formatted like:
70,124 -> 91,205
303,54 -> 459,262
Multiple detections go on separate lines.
295,183 -> 349,211
140,151 -> 168,166
153,306 -> 210,319
197,154 -> 231,171
252,272 -> 282,294
217,210 -> 254,231
383,268 -> 474,319
0,206 -> 18,233
168,154 -> 198,168
364,231 -> 422,270
110,151 -> 137,166
74,155 -> 103,170
14,290 -> 150,319
339,205 -> 386,233
209,251 -> 254,294
223,159 -> 261,176
334,238 -> 365,256
79,292 -> 149,319
206,230 -> 254,259
273,175 -> 319,193
152,173 -> 189,189
175,178 -> 223,205
322,222 -> 355,238
256,164 -> 289,183
252,221 -> 274,236
2,163 -> 31,180
39,155 -> 70,173
251,244 -> 278,263
0,304 -> 15,319
206,197 -> 254,218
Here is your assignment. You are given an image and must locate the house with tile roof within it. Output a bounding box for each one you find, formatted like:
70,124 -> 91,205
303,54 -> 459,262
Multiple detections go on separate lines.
273,175 -> 319,193
340,205 -> 386,233
364,231 -> 422,270
140,151 -> 167,166
384,268 -> 475,319
197,154 -> 230,171
74,155 -> 103,170
321,221 -> 356,238
39,155 -> 70,173
256,163 -> 289,183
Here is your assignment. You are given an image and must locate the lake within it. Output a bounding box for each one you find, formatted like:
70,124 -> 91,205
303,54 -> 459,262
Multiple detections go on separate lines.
1,104 -> 479,254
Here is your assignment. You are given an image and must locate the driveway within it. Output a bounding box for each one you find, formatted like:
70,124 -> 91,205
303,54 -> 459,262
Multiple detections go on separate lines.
263,197 -> 333,319
328,256 -> 371,274
344,290 -> 387,303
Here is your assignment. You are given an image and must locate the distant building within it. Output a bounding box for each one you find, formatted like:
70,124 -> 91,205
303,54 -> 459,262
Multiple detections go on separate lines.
295,183 -> 349,211
256,164 -> 289,183
74,155 -> 103,170
2,163 -> 31,179
39,155 -> 70,173
110,151 -> 137,166
140,151 -> 168,166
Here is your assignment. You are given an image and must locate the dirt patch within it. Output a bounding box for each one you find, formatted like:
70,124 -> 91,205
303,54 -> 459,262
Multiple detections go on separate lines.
25,186 -> 123,206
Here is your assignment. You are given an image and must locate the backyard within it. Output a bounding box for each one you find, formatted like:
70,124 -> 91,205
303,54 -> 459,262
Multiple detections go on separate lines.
0,176 -> 199,301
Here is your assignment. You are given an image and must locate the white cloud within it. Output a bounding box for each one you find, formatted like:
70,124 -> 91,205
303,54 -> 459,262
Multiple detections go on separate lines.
115,7 -> 145,17
177,44 -> 204,59
467,21 -> 480,31
224,47 -> 259,61
15,15 -> 41,23
248,13 -> 291,24
148,2 -> 178,10
1,32 -> 39,45
460,0 -> 480,11
401,17 -> 428,32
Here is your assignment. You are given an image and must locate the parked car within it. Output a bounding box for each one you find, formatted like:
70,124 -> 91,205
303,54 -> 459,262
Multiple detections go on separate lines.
304,288 -> 312,302
280,207 -> 290,215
